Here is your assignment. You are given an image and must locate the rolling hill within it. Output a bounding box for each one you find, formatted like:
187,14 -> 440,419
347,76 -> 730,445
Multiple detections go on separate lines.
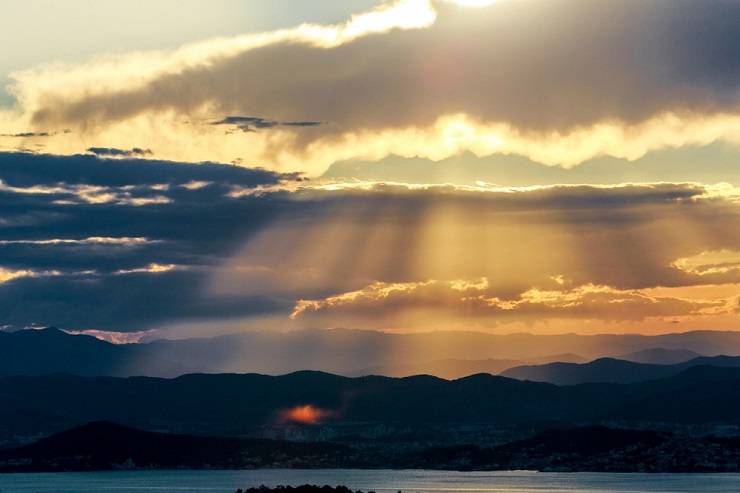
616,347 -> 703,365
1,366 -> 740,445
0,421 -> 349,471
501,355 -> 740,385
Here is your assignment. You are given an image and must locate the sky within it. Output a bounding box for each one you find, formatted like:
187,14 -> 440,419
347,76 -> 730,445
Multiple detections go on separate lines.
0,0 -> 739,341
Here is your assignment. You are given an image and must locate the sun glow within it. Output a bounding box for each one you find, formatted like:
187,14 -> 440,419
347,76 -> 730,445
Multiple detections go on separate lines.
446,0 -> 497,7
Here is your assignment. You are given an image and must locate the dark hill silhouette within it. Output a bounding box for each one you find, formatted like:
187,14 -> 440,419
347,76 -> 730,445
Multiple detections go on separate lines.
617,347 -> 703,365
2,367 -> 740,442
611,365 -> 740,423
5,421 -> 738,472
497,426 -> 666,455
0,328 -> 196,377
501,355 -> 740,384
409,425 -> 740,472
350,354 -> 588,379
0,421 -> 349,471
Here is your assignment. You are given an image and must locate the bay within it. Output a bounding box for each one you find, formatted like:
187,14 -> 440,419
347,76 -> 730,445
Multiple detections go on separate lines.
0,469 -> 737,493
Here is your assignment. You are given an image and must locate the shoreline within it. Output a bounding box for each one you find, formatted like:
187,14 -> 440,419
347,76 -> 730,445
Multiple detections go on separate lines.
3,468 -> 740,475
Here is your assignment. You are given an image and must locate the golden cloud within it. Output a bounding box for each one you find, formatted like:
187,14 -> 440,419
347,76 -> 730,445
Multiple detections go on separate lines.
290,278 -> 728,324
0,267 -> 61,284
3,0 -> 740,174
673,250 -> 740,277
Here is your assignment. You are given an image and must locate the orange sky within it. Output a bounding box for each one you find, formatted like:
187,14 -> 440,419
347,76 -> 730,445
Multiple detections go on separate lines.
1,0 -> 739,338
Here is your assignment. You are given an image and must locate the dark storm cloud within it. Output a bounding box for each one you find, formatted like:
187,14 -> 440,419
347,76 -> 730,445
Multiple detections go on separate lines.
0,271 -> 289,330
1,151 -> 740,332
212,116 -> 324,133
0,151 -> 284,188
87,147 -> 153,157
0,152 -> 300,329
1,132 -> 51,138
0,152 -> 294,253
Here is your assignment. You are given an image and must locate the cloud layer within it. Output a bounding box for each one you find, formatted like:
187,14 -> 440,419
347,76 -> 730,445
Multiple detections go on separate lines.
3,0 -> 740,174
1,152 -> 740,334
290,279 -> 732,329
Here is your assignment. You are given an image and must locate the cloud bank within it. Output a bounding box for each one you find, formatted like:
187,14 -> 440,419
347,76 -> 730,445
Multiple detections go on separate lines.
3,0 -> 740,174
1,152 -> 740,334
290,279 -> 733,329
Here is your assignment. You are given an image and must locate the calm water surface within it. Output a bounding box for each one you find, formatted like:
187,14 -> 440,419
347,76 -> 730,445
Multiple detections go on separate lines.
0,469 -> 736,493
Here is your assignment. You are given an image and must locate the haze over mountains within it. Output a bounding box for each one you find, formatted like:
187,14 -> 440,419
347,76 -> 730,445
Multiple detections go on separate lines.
618,348 -> 703,365
4,327 -> 740,379
4,326 -> 740,469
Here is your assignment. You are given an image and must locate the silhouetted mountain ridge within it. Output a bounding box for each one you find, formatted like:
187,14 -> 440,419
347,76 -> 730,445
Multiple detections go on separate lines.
501,355 -> 740,384
0,328 -> 197,377
3,327 -> 740,378
1,366 -> 740,443
617,347 -> 702,365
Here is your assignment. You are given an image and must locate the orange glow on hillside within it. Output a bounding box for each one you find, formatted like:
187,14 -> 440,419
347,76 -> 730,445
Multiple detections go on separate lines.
278,405 -> 335,425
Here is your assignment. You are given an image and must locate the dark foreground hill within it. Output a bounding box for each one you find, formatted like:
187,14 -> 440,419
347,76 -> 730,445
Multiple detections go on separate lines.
0,328 -> 196,377
1,366 -> 740,445
0,421 -> 349,471
501,355 -> 740,384
409,426 -> 740,472
3,421 -> 740,473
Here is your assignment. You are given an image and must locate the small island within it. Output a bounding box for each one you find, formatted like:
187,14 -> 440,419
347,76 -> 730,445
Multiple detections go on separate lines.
236,486 -> 376,493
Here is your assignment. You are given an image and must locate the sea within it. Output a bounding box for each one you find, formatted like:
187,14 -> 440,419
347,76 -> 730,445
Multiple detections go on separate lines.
0,469 -> 737,493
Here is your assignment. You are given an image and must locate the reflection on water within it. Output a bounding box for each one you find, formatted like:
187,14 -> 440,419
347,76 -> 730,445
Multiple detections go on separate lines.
0,469 -> 739,493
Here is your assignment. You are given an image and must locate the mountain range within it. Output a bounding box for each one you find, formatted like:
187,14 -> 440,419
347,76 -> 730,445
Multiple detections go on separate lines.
2,365 -> 740,446
501,355 -> 740,385
3,327 -> 740,378
617,347 -> 703,365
